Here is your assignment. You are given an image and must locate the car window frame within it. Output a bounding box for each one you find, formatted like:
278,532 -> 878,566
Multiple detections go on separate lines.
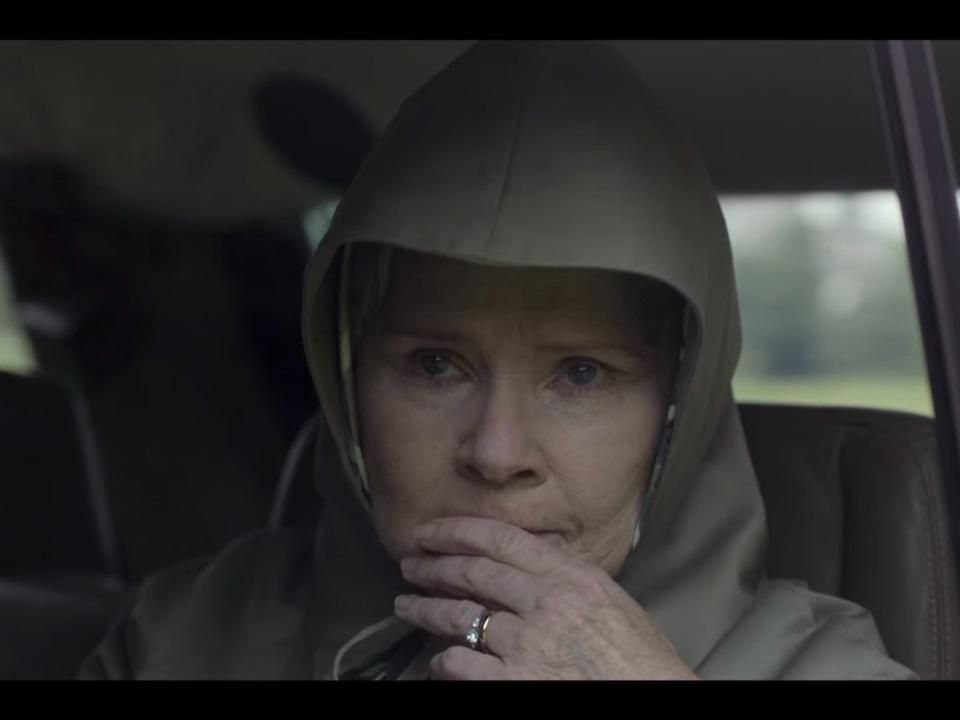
871,39 -> 960,578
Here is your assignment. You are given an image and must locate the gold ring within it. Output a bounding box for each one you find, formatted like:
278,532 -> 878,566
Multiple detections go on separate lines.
478,610 -> 495,654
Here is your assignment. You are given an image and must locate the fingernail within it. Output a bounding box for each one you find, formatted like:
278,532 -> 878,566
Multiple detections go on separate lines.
394,594 -> 410,610
414,523 -> 436,541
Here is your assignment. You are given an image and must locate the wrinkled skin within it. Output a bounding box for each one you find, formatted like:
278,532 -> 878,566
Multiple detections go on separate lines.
355,251 -> 696,679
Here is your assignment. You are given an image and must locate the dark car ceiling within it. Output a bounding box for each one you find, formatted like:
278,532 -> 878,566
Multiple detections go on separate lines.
0,40 -> 958,226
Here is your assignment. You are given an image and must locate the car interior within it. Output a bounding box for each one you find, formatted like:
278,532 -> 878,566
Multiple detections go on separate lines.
0,40 -> 958,679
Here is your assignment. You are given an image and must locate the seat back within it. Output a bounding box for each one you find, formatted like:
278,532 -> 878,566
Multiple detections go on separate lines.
0,371 -> 129,678
740,403 -> 960,679
0,575 -> 129,679
0,371 -> 120,576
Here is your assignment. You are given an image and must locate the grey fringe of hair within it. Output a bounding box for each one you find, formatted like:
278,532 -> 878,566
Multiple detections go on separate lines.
346,243 -> 395,349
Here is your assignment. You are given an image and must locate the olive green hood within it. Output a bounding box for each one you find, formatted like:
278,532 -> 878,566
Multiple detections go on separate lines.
301,41 -> 912,679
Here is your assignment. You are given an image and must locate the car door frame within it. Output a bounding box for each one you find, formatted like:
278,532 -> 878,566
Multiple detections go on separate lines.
871,39 -> 960,575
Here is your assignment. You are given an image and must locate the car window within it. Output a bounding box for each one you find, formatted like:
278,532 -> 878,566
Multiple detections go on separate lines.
726,191 -> 933,416
303,199 -> 339,252
0,243 -> 35,375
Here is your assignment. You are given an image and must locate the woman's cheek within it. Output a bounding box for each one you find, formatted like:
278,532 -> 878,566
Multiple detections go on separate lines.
360,371 -> 459,558
548,393 -> 661,567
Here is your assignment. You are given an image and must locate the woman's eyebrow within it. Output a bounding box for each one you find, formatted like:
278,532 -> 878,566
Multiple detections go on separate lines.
378,326 -> 471,344
536,342 -> 653,360
380,325 -> 650,358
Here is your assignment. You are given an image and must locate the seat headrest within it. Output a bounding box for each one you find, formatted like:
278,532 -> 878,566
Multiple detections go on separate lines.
0,371 -> 120,576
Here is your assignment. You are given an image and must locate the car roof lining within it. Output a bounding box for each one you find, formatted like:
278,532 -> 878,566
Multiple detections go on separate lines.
0,40 -> 957,224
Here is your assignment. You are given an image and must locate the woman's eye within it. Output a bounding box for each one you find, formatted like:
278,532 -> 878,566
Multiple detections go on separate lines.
417,353 -> 454,377
565,361 -> 600,386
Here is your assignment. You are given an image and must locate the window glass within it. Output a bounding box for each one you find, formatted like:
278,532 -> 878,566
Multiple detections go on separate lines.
0,243 -> 35,375
303,198 -> 339,252
725,191 -> 932,416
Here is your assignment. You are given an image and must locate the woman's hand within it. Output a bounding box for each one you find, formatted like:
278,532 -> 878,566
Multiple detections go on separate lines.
393,516 -> 698,680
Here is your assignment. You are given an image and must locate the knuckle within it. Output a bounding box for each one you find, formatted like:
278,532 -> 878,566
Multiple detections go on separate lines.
542,581 -> 583,613
430,647 -> 466,679
462,559 -> 493,591
405,596 -> 427,624
440,519 -> 464,544
492,528 -> 521,556
561,560 -> 605,592
510,623 -> 532,656
413,559 -> 436,585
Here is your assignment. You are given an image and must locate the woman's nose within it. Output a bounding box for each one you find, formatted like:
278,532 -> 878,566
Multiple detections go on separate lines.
454,380 -> 545,486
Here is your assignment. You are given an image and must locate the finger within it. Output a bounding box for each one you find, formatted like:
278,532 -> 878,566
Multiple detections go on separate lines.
414,516 -> 575,574
394,595 -> 486,641
429,645 -> 507,680
401,554 -> 538,614
476,607 -> 523,659
394,595 -> 523,658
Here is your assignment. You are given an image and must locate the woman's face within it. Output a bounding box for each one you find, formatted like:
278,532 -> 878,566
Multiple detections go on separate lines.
355,251 -> 668,576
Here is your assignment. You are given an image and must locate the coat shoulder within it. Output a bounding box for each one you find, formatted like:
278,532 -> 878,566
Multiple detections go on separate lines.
78,528 -> 316,679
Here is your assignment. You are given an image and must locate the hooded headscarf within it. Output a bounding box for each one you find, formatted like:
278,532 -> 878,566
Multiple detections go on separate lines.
300,41 -> 913,679
78,40 -> 914,681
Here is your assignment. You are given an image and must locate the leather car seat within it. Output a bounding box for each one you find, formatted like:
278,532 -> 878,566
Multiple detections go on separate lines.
740,403 -> 960,679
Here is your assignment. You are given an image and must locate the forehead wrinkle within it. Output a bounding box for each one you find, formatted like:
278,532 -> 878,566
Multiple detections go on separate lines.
380,310 -> 635,346
375,249 -> 664,355
382,277 -> 635,335
388,248 -> 628,307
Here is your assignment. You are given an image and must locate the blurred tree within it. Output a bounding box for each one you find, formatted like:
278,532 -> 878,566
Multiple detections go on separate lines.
728,193 -> 928,382
734,209 -> 821,376
816,245 -> 926,377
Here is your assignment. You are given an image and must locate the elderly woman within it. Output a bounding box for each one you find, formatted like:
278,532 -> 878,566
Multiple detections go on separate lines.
80,41 -> 914,680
